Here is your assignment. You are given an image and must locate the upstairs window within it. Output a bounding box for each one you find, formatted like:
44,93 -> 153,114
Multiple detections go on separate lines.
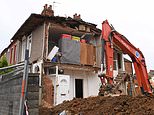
27,34 -> 32,57
21,34 -> 32,61
21,37 -> 26,61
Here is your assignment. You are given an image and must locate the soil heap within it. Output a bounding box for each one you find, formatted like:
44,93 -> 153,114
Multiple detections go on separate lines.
40,95 -> 154,115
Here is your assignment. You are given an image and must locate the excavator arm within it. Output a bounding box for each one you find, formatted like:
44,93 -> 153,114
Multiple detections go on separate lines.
101,20 -> 152,94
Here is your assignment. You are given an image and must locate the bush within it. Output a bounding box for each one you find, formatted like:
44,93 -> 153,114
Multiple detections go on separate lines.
0,55 -> 12,75
0,55 -> 8,68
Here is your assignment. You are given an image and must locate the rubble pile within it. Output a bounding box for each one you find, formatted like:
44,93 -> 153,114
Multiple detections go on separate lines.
40,95 -> 154,115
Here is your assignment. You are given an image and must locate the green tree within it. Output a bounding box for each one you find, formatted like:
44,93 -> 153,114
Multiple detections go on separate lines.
0,55 -> 12,75
0,55 -> 8,68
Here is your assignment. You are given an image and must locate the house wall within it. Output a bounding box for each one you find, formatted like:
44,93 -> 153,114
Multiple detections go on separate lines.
64,69 -> 101,99
7,42 -> 18,65
15,23 -> 44,63
5,49 -> 10,64
30,24 -> 44,62
47,68 -> 101,105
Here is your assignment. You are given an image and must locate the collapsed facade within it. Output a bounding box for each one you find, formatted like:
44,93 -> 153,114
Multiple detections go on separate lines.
0,4 -> 131,106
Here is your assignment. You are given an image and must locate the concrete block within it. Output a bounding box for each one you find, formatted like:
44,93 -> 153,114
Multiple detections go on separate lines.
27,92 -> 39,100
27,85 -> 39,92
29,108 -> 39,115
27,100 -> 39,108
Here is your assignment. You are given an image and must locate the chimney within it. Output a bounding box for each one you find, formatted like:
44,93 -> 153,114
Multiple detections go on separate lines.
41,4 -> 54,16
73,13 -> 81,20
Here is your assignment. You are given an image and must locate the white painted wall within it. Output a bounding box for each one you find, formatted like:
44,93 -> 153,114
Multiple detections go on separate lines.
87,72 -> 102,96
64,69 -> 101,100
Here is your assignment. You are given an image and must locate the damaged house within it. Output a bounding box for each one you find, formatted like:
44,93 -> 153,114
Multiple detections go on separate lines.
0,4 -> 130,106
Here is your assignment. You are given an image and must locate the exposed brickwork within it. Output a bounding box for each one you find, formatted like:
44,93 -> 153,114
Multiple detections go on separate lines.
124,60 -> 133,74
42,76 -> 54,107
73,13 -> 81,20
41,4 -> 54,17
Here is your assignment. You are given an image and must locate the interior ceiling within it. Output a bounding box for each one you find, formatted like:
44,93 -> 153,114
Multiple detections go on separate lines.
49,25 -> 87,37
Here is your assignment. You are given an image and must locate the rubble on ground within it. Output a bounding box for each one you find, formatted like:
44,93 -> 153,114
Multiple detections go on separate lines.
39,95 -> 154,115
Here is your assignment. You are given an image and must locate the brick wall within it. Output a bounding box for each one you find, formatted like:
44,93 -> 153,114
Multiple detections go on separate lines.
124,60 -> 133,74
0,73 -> 39,115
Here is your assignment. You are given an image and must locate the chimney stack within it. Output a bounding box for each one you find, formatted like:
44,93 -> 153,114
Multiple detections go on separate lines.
73,13 -> 81,20
41,4 -> 54,16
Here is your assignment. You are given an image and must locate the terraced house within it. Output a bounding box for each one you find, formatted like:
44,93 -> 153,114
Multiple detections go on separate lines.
0,4 -> 129,106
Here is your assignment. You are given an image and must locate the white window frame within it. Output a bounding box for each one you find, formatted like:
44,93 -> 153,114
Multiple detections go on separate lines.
21,36 -> 26,61
27,34 -> 32,57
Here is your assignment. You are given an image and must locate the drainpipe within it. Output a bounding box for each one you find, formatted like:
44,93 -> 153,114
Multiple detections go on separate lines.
54,66 -> 58,105
39,62 -> 43,105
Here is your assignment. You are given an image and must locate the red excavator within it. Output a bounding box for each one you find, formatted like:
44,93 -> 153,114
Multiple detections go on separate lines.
99,20 -> 152,96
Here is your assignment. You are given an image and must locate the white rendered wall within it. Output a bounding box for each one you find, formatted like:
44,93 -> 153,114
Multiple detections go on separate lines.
64,69 -> 101,100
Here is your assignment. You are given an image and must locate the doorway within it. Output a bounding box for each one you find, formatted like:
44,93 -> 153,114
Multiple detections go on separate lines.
75,79 -> 83,98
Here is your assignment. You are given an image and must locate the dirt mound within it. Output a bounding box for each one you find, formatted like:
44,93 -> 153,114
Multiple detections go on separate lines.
41,95 -> 154,115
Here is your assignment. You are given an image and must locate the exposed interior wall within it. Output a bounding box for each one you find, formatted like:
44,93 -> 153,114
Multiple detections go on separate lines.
48,24 -> 101,67
95,37 -> 102,67
124,60 -> 133,74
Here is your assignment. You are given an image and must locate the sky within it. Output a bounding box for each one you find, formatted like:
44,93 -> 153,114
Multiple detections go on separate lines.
0,0 -> 154,71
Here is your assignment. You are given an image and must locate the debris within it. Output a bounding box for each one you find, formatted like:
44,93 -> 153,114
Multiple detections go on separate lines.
48,95 -> 154,115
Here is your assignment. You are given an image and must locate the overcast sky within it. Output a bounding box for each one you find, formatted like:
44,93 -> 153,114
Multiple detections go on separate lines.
0,0 -> 154,71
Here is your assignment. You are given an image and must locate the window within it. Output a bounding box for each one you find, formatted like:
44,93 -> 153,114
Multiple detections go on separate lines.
113,51 -> 117,70
10,47 -> 13,64
21,37 -> 26,61
21,34 -> 32,61
113,60 -> 117,70
27,34 -> 32,57
117,53 -> 122,69
13,45 -> 16,64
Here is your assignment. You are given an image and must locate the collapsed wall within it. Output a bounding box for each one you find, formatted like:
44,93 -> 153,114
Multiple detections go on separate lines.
0,73 -> 39,115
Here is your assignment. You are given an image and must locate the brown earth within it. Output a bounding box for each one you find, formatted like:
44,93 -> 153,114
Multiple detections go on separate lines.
40,95 -> 154,115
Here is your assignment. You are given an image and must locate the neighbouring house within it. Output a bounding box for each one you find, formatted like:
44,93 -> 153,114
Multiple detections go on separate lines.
149,70 -> 154,88
0,4 -> 127,106
124,58 -> 133,74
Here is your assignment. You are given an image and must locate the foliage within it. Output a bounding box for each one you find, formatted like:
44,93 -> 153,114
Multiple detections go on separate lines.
0,55 -> 13,75
0,55 -> 8,68
148,73 -> 152,80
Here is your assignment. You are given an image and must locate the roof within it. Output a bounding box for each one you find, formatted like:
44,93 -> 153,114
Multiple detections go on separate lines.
11,14 -> 45,41
11,13 -> 100,41
124,58 -> 132,63
1,13 -> 101,55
